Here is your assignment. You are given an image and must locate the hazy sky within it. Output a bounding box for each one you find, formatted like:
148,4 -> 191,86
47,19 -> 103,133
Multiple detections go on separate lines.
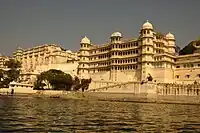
0,0 -> 200,55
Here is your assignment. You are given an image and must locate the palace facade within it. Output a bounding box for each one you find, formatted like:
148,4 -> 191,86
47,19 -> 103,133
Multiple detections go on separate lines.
13,44 -> 79,83
11,20 -> 200,86
78,21 -> 200,84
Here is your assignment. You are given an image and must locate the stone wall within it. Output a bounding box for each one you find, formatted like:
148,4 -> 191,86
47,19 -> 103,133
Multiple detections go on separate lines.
0,88 -> 10,94
175,67 -> 200,84
81,92 -> 200,104
0,87 -> 68,96
0,87 -> 36,94
90,71 -> 110,81
35,90 -> 67,96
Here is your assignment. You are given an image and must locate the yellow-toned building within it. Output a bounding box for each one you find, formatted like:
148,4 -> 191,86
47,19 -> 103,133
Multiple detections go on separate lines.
0,55 -> 10,69
78,21 -> 200,85
12,20 -> 200,87
175,40 -> 200,84
78,21 -> 176,84
13,44 -> 79,83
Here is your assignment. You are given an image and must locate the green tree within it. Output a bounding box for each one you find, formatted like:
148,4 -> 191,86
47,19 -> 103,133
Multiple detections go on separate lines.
0,59 -> 21,88
4,59 -> 21,69
80,78 -> 92,92
0,69 -> 4,80
179,42 -> 197,55
34,69 -> 92,91
0,69 -> 4,88
34,69 -> 73,90
73,76 -> 81,91
6,69 -> 20,81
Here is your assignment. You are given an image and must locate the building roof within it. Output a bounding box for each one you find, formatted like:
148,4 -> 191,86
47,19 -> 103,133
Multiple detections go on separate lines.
142,20 -> 153,29
81,36 -> 90,44
111,32 -> 122,37
166,32 -> 175,40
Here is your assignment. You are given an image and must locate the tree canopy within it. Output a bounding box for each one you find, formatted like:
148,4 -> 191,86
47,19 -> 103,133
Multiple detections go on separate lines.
34,69 -> 73,90
33,69 -> 92,91
0,59 -> 21,88
4,59 -> 21,69
179,41 -> 197,55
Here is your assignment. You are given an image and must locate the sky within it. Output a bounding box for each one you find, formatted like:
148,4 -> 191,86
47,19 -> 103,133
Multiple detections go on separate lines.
0,0 -> 200,55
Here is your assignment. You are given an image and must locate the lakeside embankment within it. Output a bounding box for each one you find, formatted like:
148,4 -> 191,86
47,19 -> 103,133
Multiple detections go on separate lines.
1,87 -> 200,105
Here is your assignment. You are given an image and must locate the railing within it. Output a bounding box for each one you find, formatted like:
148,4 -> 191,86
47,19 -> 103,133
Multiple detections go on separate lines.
156,83 -> 200,96
87,81 -> 200,96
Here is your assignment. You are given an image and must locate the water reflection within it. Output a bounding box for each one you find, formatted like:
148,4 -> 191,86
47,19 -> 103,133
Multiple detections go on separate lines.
0,95 -> 200,132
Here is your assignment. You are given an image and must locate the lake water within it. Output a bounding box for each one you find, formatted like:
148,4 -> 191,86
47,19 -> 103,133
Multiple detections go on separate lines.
0,95 -> 200,132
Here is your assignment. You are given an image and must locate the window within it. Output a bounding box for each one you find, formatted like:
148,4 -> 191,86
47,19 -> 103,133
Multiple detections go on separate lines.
176,66 -> 180,68
198,64 -> 200,67
176,75 -> 180,79
185,75 -> 190,78
147,48 -> 149,51
197,74 -> 200,78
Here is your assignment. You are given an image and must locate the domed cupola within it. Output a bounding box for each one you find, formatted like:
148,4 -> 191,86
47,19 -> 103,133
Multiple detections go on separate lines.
110,31 -> 122,43
142,20 -> 153,30
166,32 -> 176,54
111,32 -> 122,38
166,32 -> 175,40
80,36 -> 90,44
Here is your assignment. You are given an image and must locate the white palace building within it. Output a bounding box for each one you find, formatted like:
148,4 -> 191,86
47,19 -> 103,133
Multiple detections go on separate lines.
13,21 -> 200,88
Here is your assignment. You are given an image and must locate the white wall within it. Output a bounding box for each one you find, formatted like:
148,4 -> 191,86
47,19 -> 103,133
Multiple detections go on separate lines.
35,62 -> 79,77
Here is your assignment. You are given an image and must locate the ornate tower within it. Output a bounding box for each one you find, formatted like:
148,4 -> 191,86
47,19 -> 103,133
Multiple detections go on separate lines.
166,32 -> 176,54
14,47 -> 23,62
110,32 -> 122,44
140,20 -> 154,81
78,36 -> 91,79
110,32 -> 122,81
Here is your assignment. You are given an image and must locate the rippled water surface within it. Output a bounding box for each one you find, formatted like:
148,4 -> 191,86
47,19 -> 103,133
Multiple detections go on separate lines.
0,95 -> 200,132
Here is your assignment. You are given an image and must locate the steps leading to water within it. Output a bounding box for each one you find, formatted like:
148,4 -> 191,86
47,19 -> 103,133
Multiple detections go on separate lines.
87,81 -> 142,92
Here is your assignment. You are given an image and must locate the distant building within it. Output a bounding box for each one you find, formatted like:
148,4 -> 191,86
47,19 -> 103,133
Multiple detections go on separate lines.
13,44 -> 79,84
0,54 -> 11,69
